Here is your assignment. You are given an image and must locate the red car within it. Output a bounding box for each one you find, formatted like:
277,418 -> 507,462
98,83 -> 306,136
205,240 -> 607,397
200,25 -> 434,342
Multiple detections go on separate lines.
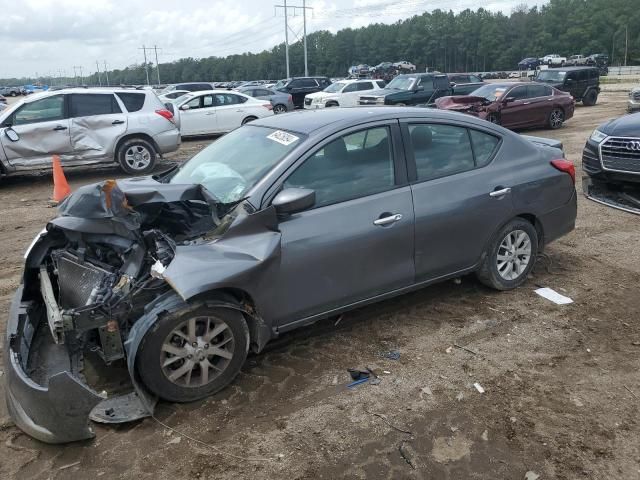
435,82 -> 575,130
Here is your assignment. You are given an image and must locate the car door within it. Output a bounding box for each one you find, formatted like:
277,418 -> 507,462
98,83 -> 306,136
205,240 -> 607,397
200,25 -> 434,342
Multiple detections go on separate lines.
213,93 -> 247,132
272,123 -> 415,326
411,75 -> 434,104
564,72 -> 580,98
253,89 -> 272,101
178,94 -> 214,135
401,121 -> 513,280
0,94 -> 73,168
68,93 -> 127,162
525,84 -> 554,126
497,85 -> 533,128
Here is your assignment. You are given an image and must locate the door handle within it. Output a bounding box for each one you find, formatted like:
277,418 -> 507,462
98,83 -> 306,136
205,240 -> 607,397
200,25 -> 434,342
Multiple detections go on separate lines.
489,187 -> 511,197
53,125 -> 67,131
522,102 -> 531,105
205,112 -> 215,115
374,213 -> 403,226
112,120 -> 125,125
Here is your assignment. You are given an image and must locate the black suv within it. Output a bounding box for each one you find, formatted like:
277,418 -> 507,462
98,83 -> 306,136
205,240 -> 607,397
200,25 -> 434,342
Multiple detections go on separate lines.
358,73 -> 452,106
535,66 -> 600,105
447,73 -> 485,96
275,77 -> 332,108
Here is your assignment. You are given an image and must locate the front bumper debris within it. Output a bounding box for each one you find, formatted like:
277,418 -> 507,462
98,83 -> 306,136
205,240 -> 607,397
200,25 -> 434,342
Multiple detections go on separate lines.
583,175 -> 640,215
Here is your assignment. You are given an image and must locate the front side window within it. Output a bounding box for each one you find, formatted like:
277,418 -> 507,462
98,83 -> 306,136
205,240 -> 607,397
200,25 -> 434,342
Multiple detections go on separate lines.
342,83 -> 359,93
13,96 -> 64,125
69,94 -> 121,117
357,82 -> 373,91
284,127 -> 394,208
376,80 -> 386,88
386,76 -> 416,91
298,79 -> 318,88
508,86 -> 528,100
409,124 -> 475,181
185,96 -> 202,109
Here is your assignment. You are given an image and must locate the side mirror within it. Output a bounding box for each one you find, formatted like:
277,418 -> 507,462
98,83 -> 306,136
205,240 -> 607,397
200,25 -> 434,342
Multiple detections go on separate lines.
414,85 -> 424,92
566,78 -> 575,84
5,128 -> 19,142
180,104 -> 190,111
273,188 -> 315,215
504,97 -> 515,103
450,82 -> 456,87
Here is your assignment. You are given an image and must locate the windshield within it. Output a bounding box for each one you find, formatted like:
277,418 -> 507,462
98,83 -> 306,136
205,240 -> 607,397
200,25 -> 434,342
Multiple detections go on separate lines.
536,70 -> 567,82
324,82 -> 346,93
170,126 -> 304,203
470,84 -> 509,101
273,79 -> 288,89
160,85 -> 176,94
386,76 -> 416,90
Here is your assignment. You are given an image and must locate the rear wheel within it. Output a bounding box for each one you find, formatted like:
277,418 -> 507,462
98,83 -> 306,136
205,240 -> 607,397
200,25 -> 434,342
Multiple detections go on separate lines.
117,137 -> 157,175
273,104 -> 287,114
582,89 -> 598,106
137,300 -> 249,402
548,108 -> 565,129
242,116 -> 258,125
476,218 -> 538,290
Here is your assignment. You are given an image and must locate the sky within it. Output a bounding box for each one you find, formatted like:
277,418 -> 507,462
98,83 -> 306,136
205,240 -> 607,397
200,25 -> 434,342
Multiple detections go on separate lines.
0,0 -> 546,79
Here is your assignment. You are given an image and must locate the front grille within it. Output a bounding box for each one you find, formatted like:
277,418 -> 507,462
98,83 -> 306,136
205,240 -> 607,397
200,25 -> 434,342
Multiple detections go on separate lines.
582,145 -> 602,174
304,97 -> 312,106
359,96 -> 378,105
600,137 -> 640,174
55,252 -> 112,308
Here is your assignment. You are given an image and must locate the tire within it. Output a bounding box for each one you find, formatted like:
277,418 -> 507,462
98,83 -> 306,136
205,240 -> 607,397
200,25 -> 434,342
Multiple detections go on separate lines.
548,108 -> 564,129
117,137 -> 157,175
486,113 -> 501,125
10,91 -> 17,97
325,102 -> 339,108
476,218 -> 538,291
273,104 -> 288,114
137,298 -> 249,403
582,89 -> 598,106
242,116 -> 257,125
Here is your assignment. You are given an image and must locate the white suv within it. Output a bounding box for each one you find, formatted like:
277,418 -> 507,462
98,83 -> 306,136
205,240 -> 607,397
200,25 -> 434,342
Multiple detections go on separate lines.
304,79 -> 386,109
0,88 -> 180,177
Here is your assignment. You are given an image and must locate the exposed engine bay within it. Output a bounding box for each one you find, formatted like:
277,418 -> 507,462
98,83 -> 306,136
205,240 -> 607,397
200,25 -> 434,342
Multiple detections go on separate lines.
433,95 -> 495,117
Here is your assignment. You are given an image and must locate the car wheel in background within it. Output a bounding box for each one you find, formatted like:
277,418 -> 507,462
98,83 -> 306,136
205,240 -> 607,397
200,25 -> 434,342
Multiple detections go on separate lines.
273,104 -> 288,114
582,90 -> 598,106
10,91 -> 17,97
486,113 -> 501,125
242,116 -> 258,125
325,101 -> 339,108
476,218 -> 538,291
136,297 -> 249,402
117,137 -> 157,175
548,108 -> 565,129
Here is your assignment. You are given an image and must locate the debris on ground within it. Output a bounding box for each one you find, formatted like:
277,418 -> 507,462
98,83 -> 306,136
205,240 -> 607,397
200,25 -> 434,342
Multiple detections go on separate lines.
399,439 -> 418,469
481,429 -> 489,441
456,392 -> 464,401
166,436 -> 182,445
524,471 -> 540,480
474,383 -> 485,393
535,287 -> 573,305
420,386 -> 433,398
454,343 -> 478,355
380,349 -> 401,360
445,346 -> 453,354
364,409 -> 413,435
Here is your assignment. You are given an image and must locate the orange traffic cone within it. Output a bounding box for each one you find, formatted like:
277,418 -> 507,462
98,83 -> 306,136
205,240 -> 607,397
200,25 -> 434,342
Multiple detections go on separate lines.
52,155 -> 71,203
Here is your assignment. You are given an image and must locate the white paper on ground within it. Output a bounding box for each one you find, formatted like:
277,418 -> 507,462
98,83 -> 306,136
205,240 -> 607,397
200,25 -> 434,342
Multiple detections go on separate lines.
535,287 -> 573,305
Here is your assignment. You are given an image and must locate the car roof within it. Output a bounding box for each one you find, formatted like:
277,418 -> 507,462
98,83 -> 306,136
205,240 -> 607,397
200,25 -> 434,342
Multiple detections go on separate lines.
546,66 -> 599,71
251,107 -> 495,135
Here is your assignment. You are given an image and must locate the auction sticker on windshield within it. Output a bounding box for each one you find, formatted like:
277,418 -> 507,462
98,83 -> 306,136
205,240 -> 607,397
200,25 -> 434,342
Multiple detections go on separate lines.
267,130 -> 299,146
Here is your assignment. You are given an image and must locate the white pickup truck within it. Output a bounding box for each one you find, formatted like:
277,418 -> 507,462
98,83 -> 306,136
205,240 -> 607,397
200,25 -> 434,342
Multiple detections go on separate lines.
541,54 -> 567,66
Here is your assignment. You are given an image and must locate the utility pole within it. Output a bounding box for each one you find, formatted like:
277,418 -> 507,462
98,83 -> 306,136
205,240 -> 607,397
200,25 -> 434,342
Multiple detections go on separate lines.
153,45 -> 161,85
140,45 -> 150,85
96,61 -> 102,86
104,61 -> 110,86
274,2 -> 313,78
624,25 -> 628,67
73,66 -> 83,85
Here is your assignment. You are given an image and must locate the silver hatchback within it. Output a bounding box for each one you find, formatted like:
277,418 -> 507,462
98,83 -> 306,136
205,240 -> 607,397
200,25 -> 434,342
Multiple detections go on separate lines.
0,88 -> 180,177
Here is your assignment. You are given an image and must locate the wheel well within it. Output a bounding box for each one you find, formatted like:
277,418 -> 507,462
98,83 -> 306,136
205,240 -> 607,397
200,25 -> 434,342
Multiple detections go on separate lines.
517,214 -> 545,249
243,116 -> 258,123
114,133 -> 159,161
325,101 -> 339,107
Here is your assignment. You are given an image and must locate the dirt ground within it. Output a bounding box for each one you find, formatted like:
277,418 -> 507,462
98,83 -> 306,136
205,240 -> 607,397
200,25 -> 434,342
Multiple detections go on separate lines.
1,93 -> 639,480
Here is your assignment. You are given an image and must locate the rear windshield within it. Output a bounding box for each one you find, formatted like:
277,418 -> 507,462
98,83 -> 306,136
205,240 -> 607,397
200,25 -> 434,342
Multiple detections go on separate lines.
116,92 -> 146,112
536,71 -> 566,82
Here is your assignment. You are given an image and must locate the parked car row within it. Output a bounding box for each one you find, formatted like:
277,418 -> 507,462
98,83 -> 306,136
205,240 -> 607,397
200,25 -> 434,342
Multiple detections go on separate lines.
517,53 -> 609,74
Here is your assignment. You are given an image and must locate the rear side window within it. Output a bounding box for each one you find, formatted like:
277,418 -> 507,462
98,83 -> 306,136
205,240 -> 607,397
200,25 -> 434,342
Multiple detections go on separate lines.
528,84 -> 551,98
469,130 -> 499,167
376,80 -> 386,88
69,94 -> 121,117
116,92 -> 146,112
409,124 -> 475,181
298,79 -> 318,88
357,82 -> 374,91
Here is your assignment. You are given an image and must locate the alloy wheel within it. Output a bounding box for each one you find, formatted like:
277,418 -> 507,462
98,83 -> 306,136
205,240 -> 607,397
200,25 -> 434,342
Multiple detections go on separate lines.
274,104 -> 287,114
496,229 -> 532,281
160,316 -> 235,388
550,109 -> 564,128
124,145 -> 152,171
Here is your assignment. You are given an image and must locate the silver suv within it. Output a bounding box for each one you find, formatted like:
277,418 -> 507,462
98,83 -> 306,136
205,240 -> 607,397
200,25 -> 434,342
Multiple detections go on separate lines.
0,88 -> 180,177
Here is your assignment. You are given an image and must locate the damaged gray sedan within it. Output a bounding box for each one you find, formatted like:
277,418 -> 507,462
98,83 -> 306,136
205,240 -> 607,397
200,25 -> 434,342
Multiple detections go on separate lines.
5,108 -> 577,443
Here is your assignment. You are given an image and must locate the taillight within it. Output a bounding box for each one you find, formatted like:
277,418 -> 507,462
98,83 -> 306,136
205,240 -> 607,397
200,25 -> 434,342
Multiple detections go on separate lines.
263,103 -> 273,111
155,108 -> 174,123
288,94 -> 293,102
551,158 -> 575,184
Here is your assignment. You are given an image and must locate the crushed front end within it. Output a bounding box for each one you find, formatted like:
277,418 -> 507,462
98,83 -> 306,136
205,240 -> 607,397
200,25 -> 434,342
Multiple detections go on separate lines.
433,95 -> 495,119
4,177 -> 222,443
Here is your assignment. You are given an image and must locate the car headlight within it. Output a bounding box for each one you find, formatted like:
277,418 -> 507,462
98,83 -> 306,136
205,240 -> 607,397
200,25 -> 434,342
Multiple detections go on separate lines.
24,228 -> 47,259
376,98 -> 385,104
589,129 -> 607,144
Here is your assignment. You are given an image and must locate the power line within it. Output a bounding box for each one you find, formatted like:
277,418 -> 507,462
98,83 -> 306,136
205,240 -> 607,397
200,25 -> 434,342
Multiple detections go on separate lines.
139,45 -> 151,85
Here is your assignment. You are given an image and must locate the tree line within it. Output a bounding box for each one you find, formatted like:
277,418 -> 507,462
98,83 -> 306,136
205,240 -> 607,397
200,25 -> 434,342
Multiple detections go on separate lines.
2,0 -> 638,86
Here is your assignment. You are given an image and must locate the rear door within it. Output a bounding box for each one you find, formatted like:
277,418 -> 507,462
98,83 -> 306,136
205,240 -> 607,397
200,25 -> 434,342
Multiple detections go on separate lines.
0,94 -> 73,168
401,121 -> 512,279
498,85 -> 534,128
271,122 -> 415,326
213,93 -> 248,132
68,93 -> 127,161
524,84 -> 554,126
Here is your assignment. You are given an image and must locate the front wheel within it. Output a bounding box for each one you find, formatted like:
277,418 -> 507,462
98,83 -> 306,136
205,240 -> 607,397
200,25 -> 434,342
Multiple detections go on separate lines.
476,218 -> 538,290
137,301 -> 249,402
117,137 -> 157,175
548,108 -> 564,129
